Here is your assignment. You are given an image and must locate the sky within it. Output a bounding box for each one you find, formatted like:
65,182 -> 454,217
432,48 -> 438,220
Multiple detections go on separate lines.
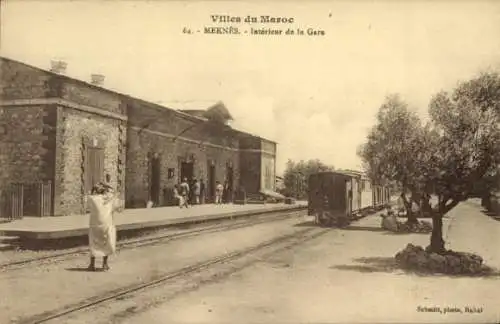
1,0 -> 500,175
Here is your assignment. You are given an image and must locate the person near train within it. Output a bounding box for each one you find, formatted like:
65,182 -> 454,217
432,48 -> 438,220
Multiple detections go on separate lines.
87,182 -> 118,272
173,184 -> 183,207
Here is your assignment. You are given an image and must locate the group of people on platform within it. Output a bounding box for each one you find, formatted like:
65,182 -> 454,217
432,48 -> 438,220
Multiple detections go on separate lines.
173,177 -> 232,208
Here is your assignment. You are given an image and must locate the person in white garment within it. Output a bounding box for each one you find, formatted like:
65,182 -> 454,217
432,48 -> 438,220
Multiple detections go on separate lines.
87,182 -> 118,271
215,181 -> 224,205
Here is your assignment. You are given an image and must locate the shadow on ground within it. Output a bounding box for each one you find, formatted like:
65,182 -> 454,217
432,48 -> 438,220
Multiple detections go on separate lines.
331,256 -> 500,279
383,231 -> 430,236
65,266 -> 106,272
341,226 -> 386,233
293,221 -> 318,227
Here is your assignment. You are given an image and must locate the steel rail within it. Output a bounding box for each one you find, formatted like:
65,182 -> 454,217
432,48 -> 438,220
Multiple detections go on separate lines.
0,210 -> 304,271
22,226 -> 328,324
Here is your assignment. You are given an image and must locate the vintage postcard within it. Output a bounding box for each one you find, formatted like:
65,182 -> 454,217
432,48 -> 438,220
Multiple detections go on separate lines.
0,0 -> 499,323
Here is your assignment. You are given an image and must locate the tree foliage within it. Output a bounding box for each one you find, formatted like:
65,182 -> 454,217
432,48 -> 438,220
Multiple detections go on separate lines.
357,94 -> 426,222
282,159 -> 335,199
359,71 -> 500,252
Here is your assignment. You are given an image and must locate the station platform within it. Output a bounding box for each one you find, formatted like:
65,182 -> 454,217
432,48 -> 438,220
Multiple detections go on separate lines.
0,202 -> 307,240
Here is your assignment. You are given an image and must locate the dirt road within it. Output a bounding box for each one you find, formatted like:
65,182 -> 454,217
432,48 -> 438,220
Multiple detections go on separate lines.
4,202 -> 499,324
116,202 -> 498,324
0,213 -> 307,323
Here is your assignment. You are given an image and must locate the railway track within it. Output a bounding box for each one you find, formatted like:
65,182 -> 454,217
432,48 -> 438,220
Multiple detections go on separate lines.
0,210 -> 305,271
20,226 -> 329,324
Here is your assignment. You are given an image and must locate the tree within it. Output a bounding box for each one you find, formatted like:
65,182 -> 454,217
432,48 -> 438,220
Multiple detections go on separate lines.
357,94 -> 424,224
359,72 -> 500,253
424,82 -> 500,252
282,159 -> 335,199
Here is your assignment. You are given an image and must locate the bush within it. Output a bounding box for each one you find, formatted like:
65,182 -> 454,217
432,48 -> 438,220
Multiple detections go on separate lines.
395,244 -> 485,275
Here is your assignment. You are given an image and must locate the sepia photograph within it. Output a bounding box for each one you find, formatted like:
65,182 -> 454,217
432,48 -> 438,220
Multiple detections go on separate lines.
0,0 -> 499,323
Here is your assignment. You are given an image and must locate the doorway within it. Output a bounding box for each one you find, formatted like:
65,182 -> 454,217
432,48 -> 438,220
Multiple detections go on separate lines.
207,161 -> 216,203
149,155 -> 161,206
345,179 -> 353,217
84,147 -> 105,194
180,161 -> 194,182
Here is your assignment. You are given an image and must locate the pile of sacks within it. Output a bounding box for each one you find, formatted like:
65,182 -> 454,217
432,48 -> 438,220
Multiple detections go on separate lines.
380,211 -> 432,233
395,243 -> 484,275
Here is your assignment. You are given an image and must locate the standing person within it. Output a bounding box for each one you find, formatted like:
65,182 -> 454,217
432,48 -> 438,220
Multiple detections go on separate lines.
200,179 -> 206,205
173,184 -> 183,208
192,178 -> 201,205
87,182 -> 118,272
180,177 -> 190,208
215,181 -> 224,205
188,178 -> 194,204
223,180 -> 230,204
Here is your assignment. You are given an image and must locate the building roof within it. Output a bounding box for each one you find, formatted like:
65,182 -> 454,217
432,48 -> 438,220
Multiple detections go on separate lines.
230,127 -> 278,144
0,56 -> 208,123
162,100 -> 220,111
0,56 -> 271,142
174,101 -> 234,123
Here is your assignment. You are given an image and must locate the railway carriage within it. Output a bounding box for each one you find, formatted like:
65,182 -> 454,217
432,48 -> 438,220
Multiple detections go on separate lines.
308,171 -> 390,227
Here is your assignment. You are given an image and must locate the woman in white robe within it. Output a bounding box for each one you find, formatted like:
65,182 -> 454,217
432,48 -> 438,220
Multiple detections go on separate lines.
87,183 -> 118,271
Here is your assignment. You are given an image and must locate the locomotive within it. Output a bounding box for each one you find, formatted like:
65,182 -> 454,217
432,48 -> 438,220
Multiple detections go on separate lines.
308,170 -> 391,227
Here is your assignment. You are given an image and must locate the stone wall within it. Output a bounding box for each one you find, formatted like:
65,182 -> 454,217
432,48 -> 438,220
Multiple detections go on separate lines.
53,108 -> 123,216
260,139 -> 277,191
127,100 -> 239,148
1,57 -> 276,214
0,105 -> 57,186
239,137 -> 277,194
125,127 -> 240,207
261,154 -> 276,191
239,151 -> 262,194
60,80 -> 126,115
261,139 -> 276,154
0,58 -> 55,99
239,133 -> 262,150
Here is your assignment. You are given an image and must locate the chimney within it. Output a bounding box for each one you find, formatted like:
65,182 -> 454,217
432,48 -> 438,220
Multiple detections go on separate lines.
50,60 -> 67,74
90,74 -> 105,86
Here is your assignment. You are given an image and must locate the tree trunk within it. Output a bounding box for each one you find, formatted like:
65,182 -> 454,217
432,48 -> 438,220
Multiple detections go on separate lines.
429,214 -> 445,253
427,196 -> 457,254
406,209 -> 418,224
401,192 -> 418,224
481,192 -> 491,210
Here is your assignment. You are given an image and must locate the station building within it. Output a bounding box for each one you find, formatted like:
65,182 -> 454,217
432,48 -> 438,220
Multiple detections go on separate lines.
0,57 -> 277,217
